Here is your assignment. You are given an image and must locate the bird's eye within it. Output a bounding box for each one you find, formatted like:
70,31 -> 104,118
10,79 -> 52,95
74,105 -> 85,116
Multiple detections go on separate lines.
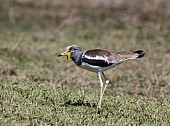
71,49 -> 74,52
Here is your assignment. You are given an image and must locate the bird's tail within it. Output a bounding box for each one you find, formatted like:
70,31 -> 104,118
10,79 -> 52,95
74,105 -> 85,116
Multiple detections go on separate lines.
134,50 -> 145,58
111,50 -> 145,64
115,50 -> 145,60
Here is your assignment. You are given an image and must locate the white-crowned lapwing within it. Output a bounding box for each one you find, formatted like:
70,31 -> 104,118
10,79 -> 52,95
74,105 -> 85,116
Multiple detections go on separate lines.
58,45 -> 145,109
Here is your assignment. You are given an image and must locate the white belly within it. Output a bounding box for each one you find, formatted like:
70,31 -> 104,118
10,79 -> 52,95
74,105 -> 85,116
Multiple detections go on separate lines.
79,62 -> 117,73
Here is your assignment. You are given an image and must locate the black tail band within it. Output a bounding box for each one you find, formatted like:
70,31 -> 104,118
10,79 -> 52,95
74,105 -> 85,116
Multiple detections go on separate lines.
135,50 -> 145,58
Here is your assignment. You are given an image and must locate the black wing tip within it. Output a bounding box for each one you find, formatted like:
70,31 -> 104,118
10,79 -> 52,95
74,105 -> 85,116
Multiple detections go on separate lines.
135,50 -> 145,58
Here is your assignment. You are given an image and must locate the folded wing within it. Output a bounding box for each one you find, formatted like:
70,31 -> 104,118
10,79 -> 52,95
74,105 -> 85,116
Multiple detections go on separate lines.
82,49 -> 145,67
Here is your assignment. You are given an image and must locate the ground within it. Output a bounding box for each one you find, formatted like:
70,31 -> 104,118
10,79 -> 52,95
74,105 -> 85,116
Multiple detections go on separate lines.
0,1 -> 170,125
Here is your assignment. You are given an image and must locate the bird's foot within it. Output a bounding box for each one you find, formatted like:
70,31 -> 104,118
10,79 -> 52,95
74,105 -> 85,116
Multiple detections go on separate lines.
97,104 -> 102,114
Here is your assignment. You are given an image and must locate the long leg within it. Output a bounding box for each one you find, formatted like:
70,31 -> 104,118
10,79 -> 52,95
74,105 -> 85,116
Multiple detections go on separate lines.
97,72 -> 104,109
101,72 -> 109,96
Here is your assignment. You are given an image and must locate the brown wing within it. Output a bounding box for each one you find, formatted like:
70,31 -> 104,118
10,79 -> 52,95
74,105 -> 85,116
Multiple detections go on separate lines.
82,49 -> 145,67
82,49 -> 113,67
84,49 -> 112,57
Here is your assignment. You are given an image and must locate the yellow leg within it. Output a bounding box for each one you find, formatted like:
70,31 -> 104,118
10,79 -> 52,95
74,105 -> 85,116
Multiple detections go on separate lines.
97,72 -> 103,109
102,72 -> 109,96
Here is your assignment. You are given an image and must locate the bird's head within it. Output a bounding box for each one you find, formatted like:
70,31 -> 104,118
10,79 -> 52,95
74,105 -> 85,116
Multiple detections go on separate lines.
58,45 -> 81,60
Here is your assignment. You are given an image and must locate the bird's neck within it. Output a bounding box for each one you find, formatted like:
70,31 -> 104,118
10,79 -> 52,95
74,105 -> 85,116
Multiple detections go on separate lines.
71,51 -> 84,65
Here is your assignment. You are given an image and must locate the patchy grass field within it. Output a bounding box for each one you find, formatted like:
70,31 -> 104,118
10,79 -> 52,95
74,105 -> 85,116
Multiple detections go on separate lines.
0,4 -> 170,125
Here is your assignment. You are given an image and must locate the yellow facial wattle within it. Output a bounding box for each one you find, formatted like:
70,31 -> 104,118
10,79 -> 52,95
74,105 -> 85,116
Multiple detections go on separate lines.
67,52 -> 71,60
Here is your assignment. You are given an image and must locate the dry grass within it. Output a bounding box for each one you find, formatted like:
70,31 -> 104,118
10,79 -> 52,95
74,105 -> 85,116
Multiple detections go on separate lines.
2,0 -> 170,30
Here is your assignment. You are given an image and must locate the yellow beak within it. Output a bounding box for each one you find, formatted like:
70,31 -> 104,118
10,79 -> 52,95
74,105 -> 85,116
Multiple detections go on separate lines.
58,51 -> 71,60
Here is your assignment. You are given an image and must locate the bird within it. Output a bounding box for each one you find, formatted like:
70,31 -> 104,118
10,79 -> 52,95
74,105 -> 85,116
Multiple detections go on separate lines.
58,45 -> 145,109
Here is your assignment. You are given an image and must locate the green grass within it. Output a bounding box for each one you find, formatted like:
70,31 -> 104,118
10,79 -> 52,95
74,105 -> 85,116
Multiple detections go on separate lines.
0,13 -> 170,125
1,80 -> 170,125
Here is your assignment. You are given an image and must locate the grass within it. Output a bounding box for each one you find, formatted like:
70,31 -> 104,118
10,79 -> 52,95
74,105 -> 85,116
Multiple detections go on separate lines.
1,80 -> 170,125
0,8 -> 170,125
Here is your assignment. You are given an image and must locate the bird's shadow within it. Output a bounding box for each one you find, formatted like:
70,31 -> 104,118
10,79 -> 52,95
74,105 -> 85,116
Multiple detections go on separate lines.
62,99 -> 97,108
